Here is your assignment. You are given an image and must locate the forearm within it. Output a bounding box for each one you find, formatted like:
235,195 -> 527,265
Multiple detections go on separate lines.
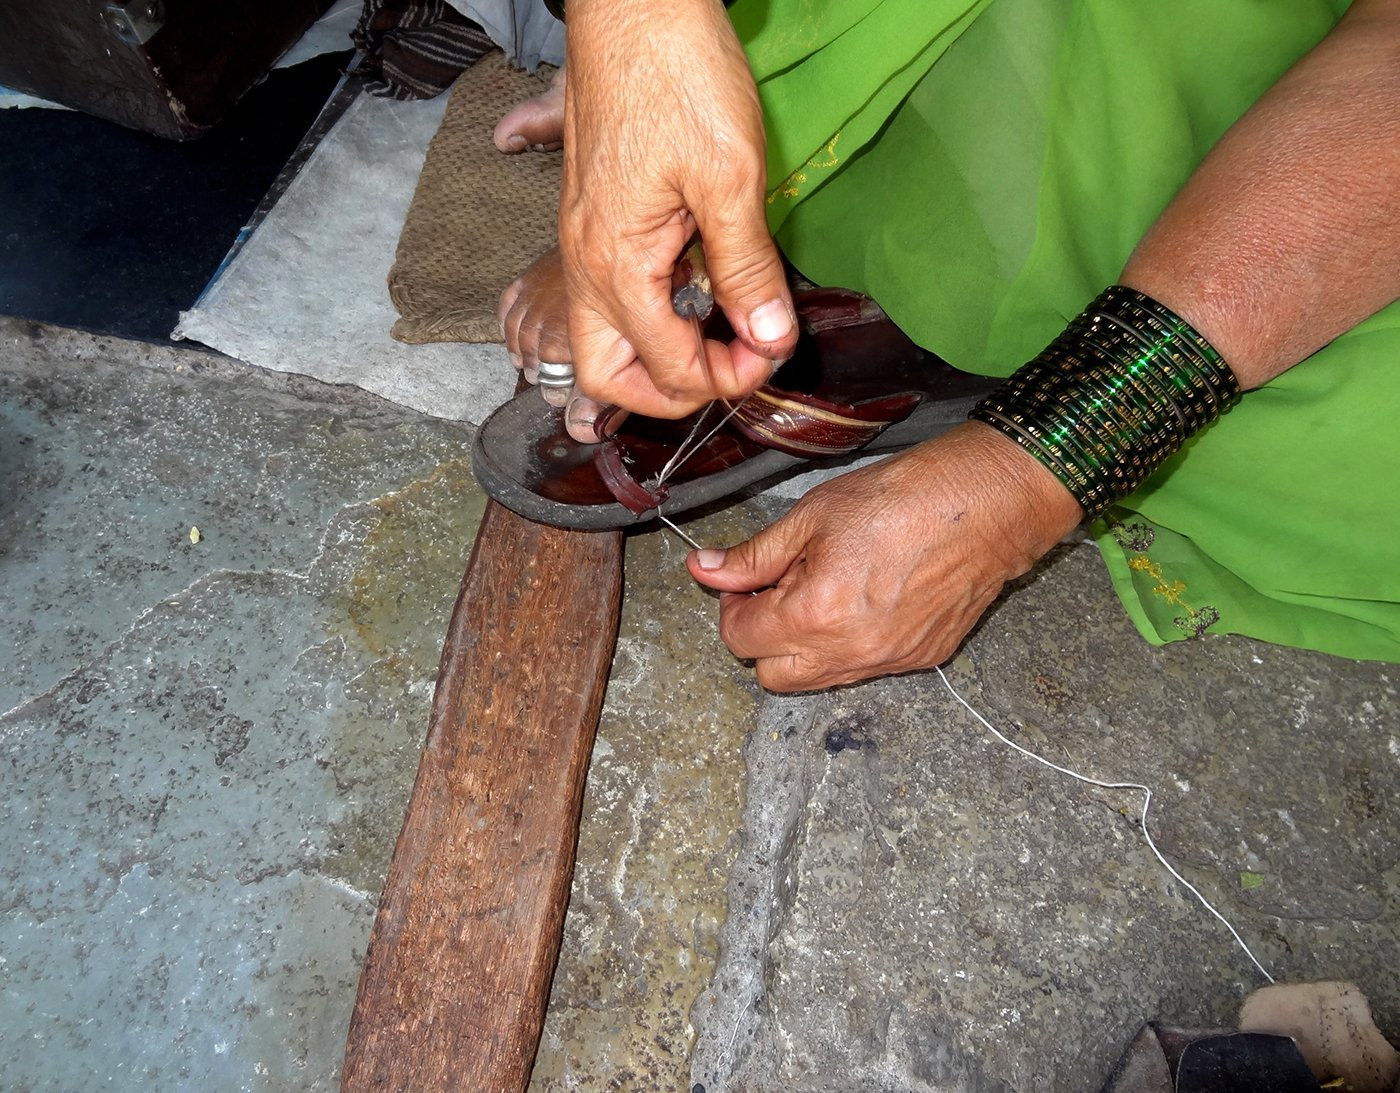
564,0 -> 724,55
1121,0 -> 1400,390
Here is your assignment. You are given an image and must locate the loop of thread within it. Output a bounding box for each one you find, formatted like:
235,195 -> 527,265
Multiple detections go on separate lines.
934,665 -> 1274,983
653,437 -> 1272,983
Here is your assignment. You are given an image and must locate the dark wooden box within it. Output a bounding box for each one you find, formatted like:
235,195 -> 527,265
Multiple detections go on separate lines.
0,0 -> 332,140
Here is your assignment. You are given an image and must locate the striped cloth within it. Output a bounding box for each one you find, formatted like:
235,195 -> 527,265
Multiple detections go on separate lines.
353,0 -> 495,100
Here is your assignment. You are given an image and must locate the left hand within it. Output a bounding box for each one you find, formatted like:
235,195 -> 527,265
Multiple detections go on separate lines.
686,423 -> 1082,691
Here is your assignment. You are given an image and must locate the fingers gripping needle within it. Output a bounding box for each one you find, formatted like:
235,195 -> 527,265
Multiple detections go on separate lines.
657,309 -> 757,583
652,270 -> 721,488
657,238 -> 758,556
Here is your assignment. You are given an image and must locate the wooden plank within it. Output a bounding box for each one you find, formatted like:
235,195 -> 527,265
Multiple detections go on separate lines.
342,500 -> 624,1092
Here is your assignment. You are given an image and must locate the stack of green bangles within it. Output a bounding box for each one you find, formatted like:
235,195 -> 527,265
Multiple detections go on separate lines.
970,286 -> 1243,518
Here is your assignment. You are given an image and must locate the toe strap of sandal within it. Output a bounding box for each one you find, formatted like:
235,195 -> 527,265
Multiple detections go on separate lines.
723,387 -> 924,458
592,386 -> 925,515
595,440 -> 670,516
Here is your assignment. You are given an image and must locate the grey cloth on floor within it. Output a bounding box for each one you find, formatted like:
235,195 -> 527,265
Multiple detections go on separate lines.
458,0 -> 564,71
173,92 -> 514,425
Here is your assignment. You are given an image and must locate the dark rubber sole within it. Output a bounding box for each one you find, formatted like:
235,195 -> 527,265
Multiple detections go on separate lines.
471,386 -> 992,530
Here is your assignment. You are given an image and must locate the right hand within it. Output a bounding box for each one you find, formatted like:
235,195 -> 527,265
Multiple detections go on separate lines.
560,0 -> 799,422
687,423 -> 1083,692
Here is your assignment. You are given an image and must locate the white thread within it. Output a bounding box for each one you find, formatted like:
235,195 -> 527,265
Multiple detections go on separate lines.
659,514 -> 705,550
935,665 -> 1275,984
655,404 -> 715,486
654,509 -> 1276,981
649,515 -> 1276,974
654,394 -> 754,490
665,396 -> 750,482
649,473 -> 1276,974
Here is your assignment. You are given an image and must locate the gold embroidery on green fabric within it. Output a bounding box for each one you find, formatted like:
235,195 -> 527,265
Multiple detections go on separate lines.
1110,520 -> 1221,639
767,130 -> 843,205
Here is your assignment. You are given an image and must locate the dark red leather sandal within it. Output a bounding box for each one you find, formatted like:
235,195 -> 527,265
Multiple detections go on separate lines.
471,288 -> 996,530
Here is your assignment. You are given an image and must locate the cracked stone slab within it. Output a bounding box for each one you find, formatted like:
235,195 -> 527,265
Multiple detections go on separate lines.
11,317 -> 1397,1092
1,318 -> 786,1091
691,543 -> 1400,1092
0,318 -> 476,714
1,322 -> 486,1089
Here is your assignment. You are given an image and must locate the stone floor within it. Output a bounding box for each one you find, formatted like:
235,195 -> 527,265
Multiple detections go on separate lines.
0,320 -> 482,1089
2,319 -> 1397,1092
689,547 -> 1400,1091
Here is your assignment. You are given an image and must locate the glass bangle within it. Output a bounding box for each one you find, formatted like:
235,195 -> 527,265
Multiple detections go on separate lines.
971,285 -> 1243,516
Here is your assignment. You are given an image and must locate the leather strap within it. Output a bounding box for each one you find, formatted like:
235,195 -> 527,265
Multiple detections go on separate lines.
590,287 -> 924,515
591,385 -> 923,514
595,438 -> 670,516
723,388 -> 922,458
794,288 -> 888,334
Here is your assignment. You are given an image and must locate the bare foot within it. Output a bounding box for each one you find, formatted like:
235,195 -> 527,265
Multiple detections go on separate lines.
498,246 -> 626,442
493,64 -> 565,154
499,246 -> 570,382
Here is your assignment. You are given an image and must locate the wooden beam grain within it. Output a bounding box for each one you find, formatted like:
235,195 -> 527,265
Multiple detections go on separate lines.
342,499 -> 624,1091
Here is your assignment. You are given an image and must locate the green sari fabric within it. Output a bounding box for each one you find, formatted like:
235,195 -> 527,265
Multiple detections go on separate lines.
734,0 -> 1400,662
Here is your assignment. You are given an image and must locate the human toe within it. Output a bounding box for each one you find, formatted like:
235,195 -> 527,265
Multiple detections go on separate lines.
493,92 -> 565,154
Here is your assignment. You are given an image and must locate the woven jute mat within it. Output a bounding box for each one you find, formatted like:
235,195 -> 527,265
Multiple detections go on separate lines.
389,52 -> 560,345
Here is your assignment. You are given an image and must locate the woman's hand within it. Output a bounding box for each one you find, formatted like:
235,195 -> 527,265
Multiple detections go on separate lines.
687,423 -> 1083,692
560,0 -> 799,421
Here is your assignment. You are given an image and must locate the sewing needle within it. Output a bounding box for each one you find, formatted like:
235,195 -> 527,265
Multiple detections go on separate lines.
690,308 -> 707,375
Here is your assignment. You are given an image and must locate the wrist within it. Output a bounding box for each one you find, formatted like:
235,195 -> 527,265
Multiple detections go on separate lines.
1117,266 -> 1268,392
566,0 -> 733,74
959,421 -> 1083,554
906,422 -> 1080,574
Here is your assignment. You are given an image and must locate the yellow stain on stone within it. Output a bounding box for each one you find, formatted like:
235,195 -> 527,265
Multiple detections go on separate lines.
321,454 -> 488,893
347,457 -> 486,670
